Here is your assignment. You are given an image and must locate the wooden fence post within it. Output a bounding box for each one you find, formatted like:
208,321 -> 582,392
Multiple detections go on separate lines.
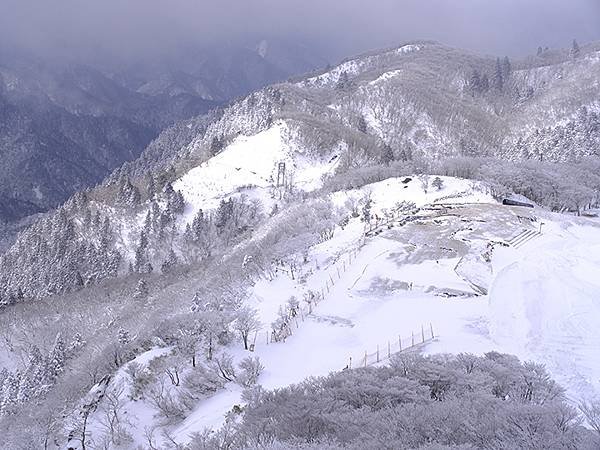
337,267 -> 341,279
388,341 -> 391,358
376,345 -> 380,363
329,274 -> 335,285
364,351 -> 367,368
399,335 -> 402,351
266,331 -> 269,345
430,323 -> 434,339
411,331 -> 415,347
349,357 -> 352,369
421,325 -> 425,343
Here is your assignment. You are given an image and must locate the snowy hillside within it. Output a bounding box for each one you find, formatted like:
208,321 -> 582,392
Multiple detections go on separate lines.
68,174 -> 600,447
174,120 -> 340,220
2,40 -> 600,448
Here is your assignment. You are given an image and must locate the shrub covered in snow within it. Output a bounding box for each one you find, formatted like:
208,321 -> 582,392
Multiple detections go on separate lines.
203,352 -> 597,449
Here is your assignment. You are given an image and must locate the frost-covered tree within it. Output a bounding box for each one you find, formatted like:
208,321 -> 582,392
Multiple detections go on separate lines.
224,352 -> 588,449
46,333 -> 66,383
237,356 -> 264,387
493,57 -> 504,90
432,176 -> 444,191
118,328 -> 130,346
0,372 -> 19,415
210,135 -> 225,156
357,115 -> 368,134
117,177 -> 141,206
360,193 -> 373,223
161,249 -> 179,274
380,144 -> 394,165
17,346 -> 44,403
133,231 -> 153,273
572,39 -> 580,58
133,278 -> 149,299
164,183 -> 185,216
233,306 -> 261,350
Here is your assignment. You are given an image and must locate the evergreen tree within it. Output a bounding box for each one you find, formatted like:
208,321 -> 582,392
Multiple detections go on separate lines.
134,231 -> 152,273
210,136 -> 225,156
146,173 -> 156,200
118,328 -> 130,346
67,333 -> 85,358
357,115 -> 368,133
380,144 -> 394,165
493,58 -> 504,90
502,56 -> 512,79
118,177 -> 141,206
361,197 -> 373,223
165,183 -> 185,215
469,69 -> 482,95
133,278 -> 149,299
572,39 -> 580,58
335,71 -> 350,90
0,372 -> 19,415
215,199 -> 234,233
17,346 -> 44,403
480,74 -> 490,92
161,249 -> 179,274
47,333 -> 66,382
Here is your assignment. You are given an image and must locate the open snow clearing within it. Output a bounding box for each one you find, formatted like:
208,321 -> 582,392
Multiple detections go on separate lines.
80,175 -> 600,446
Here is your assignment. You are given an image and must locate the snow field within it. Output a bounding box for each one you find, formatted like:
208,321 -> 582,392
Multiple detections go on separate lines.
174,121 -> 340,223
84,169 -> 600,447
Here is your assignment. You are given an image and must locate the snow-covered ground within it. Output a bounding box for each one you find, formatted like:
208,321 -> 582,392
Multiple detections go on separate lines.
176,181 -> 600,444
174,120 -> 340,223
489,221 -> 600,403
85,174 -> 600,447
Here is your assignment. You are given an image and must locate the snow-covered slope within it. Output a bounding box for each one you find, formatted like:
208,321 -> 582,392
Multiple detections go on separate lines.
489,223 -> 600,402
76,174 -> 600,447
174,121 -> 340,220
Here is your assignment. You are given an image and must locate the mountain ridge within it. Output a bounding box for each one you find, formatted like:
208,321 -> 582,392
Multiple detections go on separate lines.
1,40 -> 599,301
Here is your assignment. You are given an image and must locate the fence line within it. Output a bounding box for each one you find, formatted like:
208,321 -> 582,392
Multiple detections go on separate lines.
253,206 -> 441,349
346,323 -> 436,369
255,245 -> 361,348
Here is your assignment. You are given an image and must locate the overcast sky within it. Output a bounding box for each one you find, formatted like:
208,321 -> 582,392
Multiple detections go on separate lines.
1,0 -> 599,64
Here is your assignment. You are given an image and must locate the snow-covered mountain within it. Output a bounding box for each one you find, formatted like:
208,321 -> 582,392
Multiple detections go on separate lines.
1,40 -> 600,448
76,176 -> 600,448
3,40 -> 600,302
0,38 -> 328,226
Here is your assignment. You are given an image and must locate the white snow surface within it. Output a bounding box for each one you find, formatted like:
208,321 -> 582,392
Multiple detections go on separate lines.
303,44 -> 421,87
174,121 -> 339,222
86,174 -> 600,447
173,180 -> 600,444
489,223 -> 600,402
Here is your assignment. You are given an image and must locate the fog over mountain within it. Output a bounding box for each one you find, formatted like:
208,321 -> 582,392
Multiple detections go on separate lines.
1,0 -> 599,66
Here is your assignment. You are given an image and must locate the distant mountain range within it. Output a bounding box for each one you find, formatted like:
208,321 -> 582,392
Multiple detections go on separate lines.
0,38 -> 329,224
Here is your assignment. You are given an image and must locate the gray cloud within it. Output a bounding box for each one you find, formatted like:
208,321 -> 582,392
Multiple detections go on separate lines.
1,0 -> 599,65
